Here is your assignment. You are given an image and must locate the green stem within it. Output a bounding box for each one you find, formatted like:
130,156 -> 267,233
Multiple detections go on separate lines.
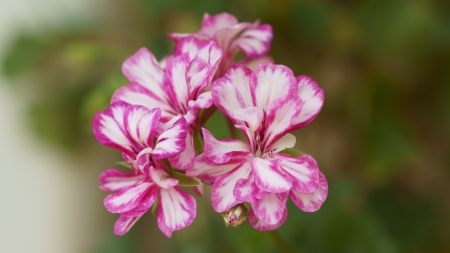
267,230 -> 296,253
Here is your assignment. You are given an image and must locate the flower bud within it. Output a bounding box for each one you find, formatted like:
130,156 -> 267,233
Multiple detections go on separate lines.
221,204 -> 248,228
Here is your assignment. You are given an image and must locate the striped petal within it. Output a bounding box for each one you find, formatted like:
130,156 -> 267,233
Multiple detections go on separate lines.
202,128 -> 251,164
248,207 -> 287,231
277,154 -> 320,194
252,157 -> 292,193
186,154 -> 239,184
153,117 -> 188,159
251,63 -> 297,112
199,12 -> 238,37
250,191 -> 289,225
99,169 -> 143,192
149,166 -> 179,190
211,161 -> 252,212
157,186 -> 196,237
104,182 -> 153,213
165,53 -> 191,114
122,48 -> 168,103
111,84 -> 176,123
124,105 -> 160,148
212,64 -> 254,122
169,130 -> 195,170
114,215 -> 141,236
293,75 -> 325,128
92,101 -> 137,155
232,24 -> 273,58
290,172 -> 328,212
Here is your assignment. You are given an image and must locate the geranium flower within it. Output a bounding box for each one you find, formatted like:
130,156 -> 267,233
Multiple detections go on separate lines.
93,101 -> 196,237
187,63 -> 327,230
111,36 -> 223,169
168,12 -> 273,78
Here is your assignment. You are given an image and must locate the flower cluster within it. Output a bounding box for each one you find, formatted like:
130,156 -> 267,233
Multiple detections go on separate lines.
93,12 -> 327,237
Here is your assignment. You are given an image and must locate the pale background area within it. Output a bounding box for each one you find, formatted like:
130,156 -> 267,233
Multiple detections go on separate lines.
0,1 -> 106,253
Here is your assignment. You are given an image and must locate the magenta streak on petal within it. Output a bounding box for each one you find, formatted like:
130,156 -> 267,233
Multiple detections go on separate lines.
169,130 -> 195,170
99,169 -> 143,192
121,185 -> 158,217
104,182 -> 153,213
252,157 -> 292,193
248,206 -> 287,231
199,12 -> 239,37
290,171 -> 328,212
250,191 -> 289,225
232,24 -> 273,58
186,154 -> 239,184
202,128 -> 251,164
277,154 -> 320,194
157,186 -> 196,238
292,75 -> 324,129
153,117 -> 188,159
211,161 -> 252,212
124,106 -> 160,148
149,166 -> 179,189
114,215 -> 141,236
165,53 -> 191,115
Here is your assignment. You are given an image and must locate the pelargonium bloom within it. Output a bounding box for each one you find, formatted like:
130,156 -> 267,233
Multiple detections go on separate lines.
168,12 -> 273,78
112,36 -> 223,169
93,101 -> 196,237
187,63 -> 328,230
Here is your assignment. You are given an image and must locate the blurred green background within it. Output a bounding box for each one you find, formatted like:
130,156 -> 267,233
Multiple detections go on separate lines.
2,0 -> 449,252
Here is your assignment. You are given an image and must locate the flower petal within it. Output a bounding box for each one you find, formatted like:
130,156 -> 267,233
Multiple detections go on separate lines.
232,24 -> 273,58
263,96 -> 303,148
114,215 -> 141,236
267,133 -> 296,153
248,207 -> 287,231
233,174 -> 256,203
212,64 -> 254,122
92,101 -> 137,155
153,117 -> 188,159
202,128 -> 251,164
199,12 -> 238,37
124,105 -> 160,148
293,75 -> 324,128
186,154 -> 239,184
185,91 -> 213,125
121,186 -> 158,217
251,63 -> 297,112
99,169 -> 143,192
111,84 -> 176,123
122,48 -> 168,103
169,130 -> 195,170
157,186 -> 196,237
252,157 -> 292,193
165,53 -> 191,114
211,161 -> 252,212
278,154 -> 320,194
250,191 -> 289,225
104,182 -> 153,213
290,172 -> 328,212
149,166 -> 179,190
231,107 -> 264,132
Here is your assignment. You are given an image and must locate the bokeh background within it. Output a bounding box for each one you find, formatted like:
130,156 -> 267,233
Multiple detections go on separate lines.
1,0 -> 449,252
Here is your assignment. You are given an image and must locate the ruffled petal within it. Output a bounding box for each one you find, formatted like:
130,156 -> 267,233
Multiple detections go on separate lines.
293,75 -> 325,128
277,154 -> 320,194
290,172 -> 328,212
211,161 -> 252,212
202,128 -> 251,164
157,186 -> 196,237
99,169 -> 143,192
121,186 -> 158,217
104,182 -> 153,213
153,117 -> 188,159
251,63 -> 297,112
122,48 -> 168,103
233,174 -> 256,202
231,107 -> 264,132
250,191 -> 289,225
252,157 -> 292,193
248,207 -> 287,231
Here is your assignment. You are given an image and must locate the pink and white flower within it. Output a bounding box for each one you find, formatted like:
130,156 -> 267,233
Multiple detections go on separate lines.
168,12 -> 273,78
93,101 -> 196,237
186,62 -> 327,230
111,36 -> 223,169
